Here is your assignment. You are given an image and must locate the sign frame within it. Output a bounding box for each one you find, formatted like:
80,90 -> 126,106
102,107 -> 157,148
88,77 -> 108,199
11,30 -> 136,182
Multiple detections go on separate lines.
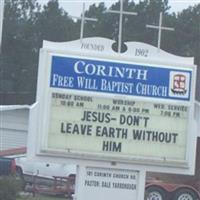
32,38 -> 197,175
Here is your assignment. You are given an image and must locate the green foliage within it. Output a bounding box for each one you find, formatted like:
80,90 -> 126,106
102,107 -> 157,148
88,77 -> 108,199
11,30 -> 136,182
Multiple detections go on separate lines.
0,176 -> 22,200
35,0 -> 76,42
1,0 -> 40,95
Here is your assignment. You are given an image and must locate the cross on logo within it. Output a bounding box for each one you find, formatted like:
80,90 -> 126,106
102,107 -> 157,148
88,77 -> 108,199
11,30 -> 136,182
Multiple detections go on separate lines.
171,74 -> 187,94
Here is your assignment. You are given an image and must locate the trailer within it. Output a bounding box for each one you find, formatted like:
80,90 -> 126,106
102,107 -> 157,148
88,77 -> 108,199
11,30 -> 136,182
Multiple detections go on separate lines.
25,175 -> 75,198
145,137 -> 200,200
145,179 -> 200,200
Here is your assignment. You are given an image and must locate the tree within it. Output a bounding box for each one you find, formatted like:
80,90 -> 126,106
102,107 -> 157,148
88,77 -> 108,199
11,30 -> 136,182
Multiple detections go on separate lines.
1,0 -> 40,95
35,0 -> 76,43
0,0 -> 77,104
175,4 -> 200,100
175,4 -> 200,64
83,3 -> 107,38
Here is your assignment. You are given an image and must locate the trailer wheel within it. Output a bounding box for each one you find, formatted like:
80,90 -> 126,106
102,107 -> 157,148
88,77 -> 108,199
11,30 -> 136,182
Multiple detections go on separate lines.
145,186 -> 166,200
173,188 -> 199,200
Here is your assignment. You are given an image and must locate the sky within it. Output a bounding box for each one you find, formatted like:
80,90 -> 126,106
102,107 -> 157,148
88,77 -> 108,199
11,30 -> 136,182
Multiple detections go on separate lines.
39,0 -> 200,16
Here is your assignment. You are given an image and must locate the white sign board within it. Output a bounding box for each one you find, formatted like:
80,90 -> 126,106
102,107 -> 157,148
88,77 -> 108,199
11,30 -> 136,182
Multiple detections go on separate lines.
75,166 -> 143,200
33,38 -> 197,174
47,91 -> 189,166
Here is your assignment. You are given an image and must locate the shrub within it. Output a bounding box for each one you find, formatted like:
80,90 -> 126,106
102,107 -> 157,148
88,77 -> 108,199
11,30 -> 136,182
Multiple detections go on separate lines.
0,176 -> 22,200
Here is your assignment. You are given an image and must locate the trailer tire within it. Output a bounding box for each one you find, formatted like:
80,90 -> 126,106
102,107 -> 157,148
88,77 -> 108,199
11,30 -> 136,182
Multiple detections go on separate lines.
173,188 -> 199,200
145,186 -> 166,200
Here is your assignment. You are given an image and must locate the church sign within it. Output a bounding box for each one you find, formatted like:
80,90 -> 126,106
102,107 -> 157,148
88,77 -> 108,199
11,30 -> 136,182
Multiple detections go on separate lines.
36,39 -> 196,170
28,3 -> 197,199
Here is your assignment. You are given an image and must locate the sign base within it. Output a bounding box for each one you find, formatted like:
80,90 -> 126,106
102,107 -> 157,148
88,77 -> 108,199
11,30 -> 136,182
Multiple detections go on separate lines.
74,164 -> 146,200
